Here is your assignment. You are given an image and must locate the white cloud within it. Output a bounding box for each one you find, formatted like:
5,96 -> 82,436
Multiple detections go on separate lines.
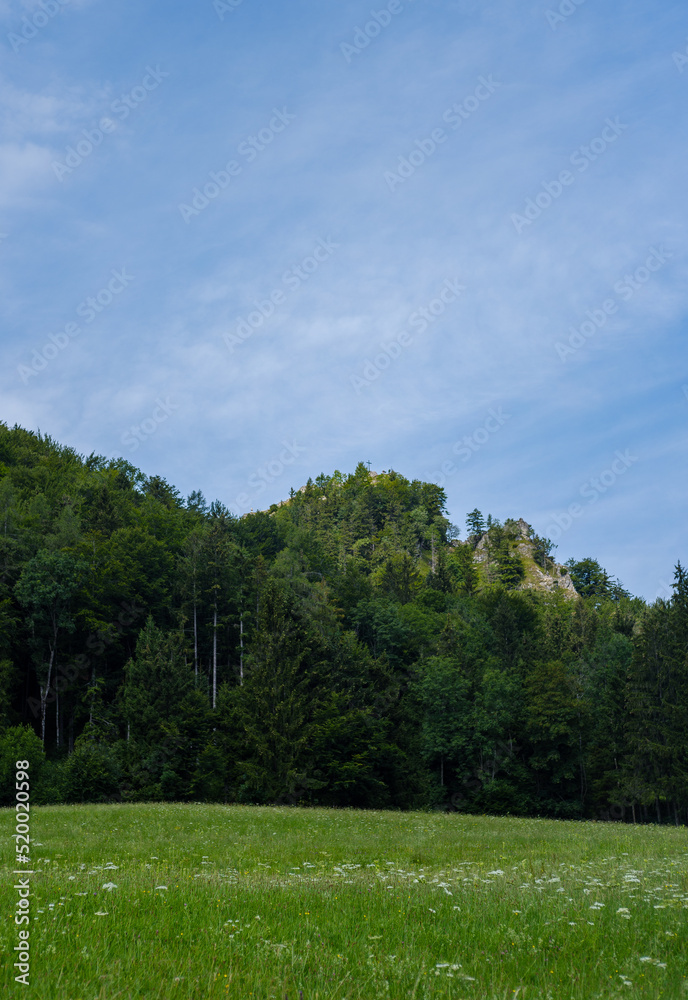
0,140 -> 52,207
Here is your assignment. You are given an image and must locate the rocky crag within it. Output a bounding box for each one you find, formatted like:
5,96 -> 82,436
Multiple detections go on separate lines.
471,517 -> 578,599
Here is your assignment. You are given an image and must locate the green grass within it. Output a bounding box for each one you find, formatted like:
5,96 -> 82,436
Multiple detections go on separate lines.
2,803 -> 687,998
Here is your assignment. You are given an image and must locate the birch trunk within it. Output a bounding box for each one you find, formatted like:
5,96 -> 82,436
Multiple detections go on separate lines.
212,604 -> 218,709
40,637 -> 56,745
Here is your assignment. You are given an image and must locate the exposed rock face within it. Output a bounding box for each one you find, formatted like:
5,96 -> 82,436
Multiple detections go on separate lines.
473,519 -> 579,599
518,550 -> 578,597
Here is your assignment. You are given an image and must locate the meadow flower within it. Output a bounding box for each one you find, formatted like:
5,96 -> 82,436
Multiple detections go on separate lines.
102,882 -> 118,891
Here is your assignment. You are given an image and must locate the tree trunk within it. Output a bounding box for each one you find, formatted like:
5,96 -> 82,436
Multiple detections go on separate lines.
239,612 -> 244,686
56,671 -> 60,748
40,638 -> 56,745
193,600 -> 198,685
212,604 -> 218,709
631,802 -> 636,824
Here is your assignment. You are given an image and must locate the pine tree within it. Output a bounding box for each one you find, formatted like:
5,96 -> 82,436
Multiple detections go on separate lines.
465,509 -> 486,545
122,617 -> 193,744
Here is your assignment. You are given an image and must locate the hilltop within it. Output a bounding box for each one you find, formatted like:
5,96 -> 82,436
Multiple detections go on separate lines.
260,473 -> 580,600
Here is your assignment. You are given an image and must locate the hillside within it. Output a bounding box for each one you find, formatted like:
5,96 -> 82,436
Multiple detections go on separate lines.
1,422 -> 686,826
261,481 -> 580,599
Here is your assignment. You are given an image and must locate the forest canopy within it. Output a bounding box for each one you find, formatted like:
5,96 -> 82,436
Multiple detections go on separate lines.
1,422 -> 686,825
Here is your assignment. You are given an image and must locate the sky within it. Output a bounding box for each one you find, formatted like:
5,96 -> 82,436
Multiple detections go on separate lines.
1,0 -> 686,601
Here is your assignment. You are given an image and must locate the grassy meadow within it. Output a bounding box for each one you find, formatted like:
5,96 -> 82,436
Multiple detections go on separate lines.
2,803 -> 687,999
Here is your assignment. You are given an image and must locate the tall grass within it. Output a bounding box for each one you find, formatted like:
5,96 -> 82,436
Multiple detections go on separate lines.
2,803 -> 687,998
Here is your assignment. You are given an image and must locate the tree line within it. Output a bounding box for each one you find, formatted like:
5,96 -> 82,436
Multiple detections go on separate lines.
0,422 -> 686,824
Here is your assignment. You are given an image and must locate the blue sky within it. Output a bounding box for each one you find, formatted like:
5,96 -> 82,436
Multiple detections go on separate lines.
1,0 -> 686,600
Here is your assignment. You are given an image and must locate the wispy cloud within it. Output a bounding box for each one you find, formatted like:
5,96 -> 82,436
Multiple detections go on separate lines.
0,0 -> 685,597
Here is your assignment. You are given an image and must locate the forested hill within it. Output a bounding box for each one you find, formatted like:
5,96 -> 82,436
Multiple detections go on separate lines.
1,421 -> 687,825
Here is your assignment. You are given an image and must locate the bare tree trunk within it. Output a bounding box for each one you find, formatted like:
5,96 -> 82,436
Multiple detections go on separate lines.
40,639 -> 56,745
239,612 -> 244,686
212,604 -> 218,709
193,601 -> 198,685
631,802 -> 636,824
56,673 -> 60,748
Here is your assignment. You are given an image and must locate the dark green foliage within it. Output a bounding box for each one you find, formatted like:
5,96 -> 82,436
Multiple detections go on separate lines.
565,557 -> 630,601
483,518 -> 525,589
122,617 -> 193,743
465,509 -> 485,545
0,421 -> 685,823
0,725 -> 46,805
59,734 -> 121,803
532,534 -> 557,570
